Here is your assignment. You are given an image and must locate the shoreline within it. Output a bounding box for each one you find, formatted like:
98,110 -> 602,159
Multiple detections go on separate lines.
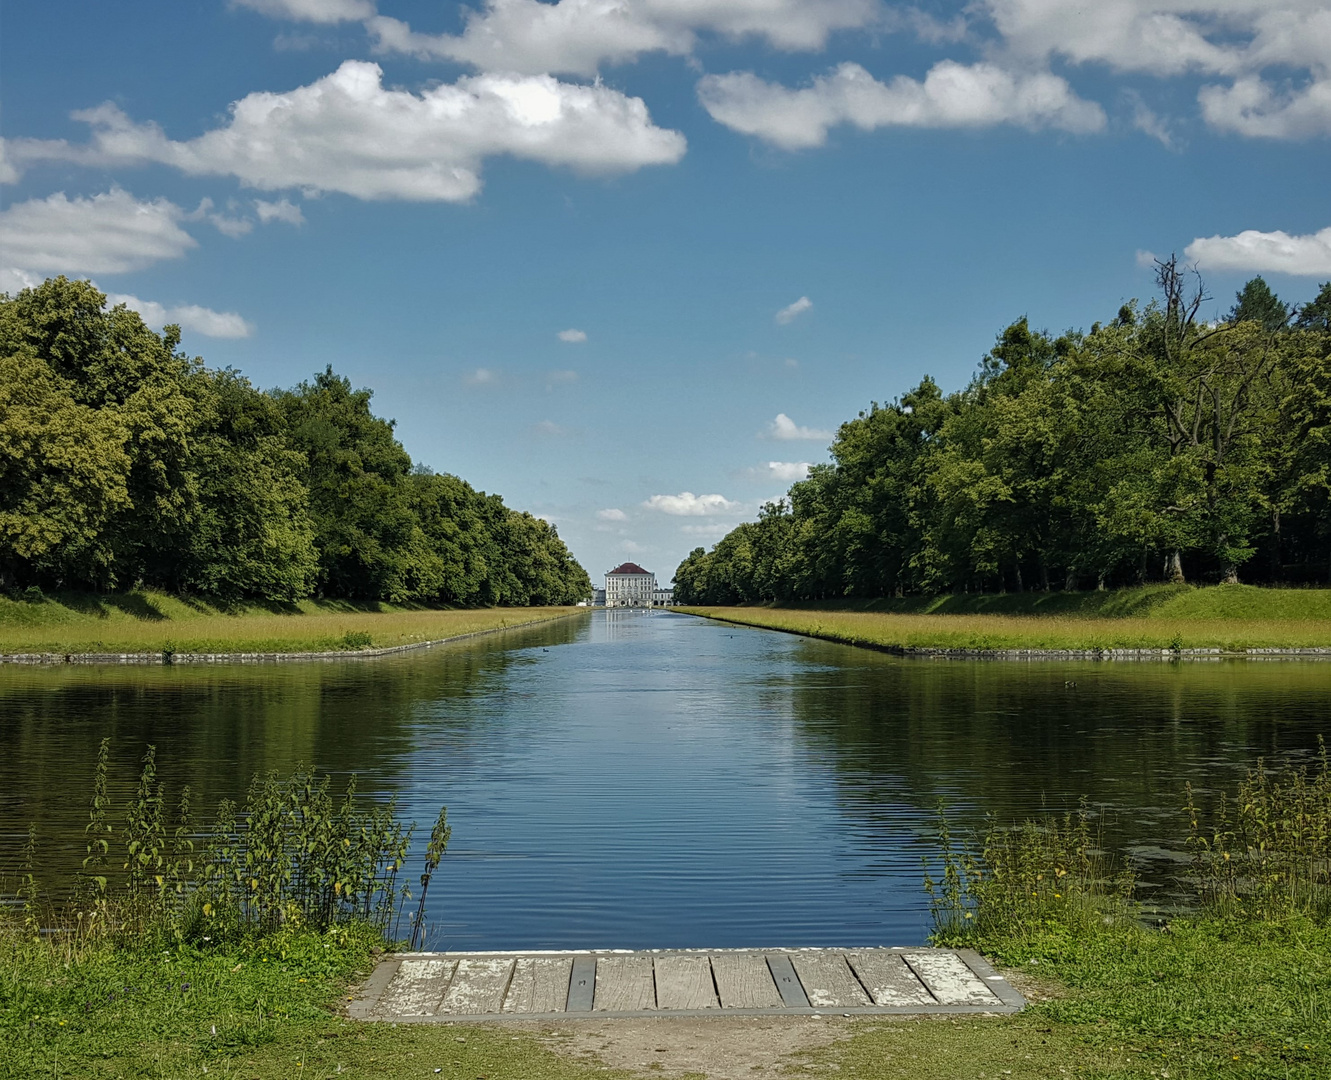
678,608 -> 1331,661
0,610 -> 588,665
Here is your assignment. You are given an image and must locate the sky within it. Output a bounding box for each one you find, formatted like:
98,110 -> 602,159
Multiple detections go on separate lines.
3,1 -> 1330,584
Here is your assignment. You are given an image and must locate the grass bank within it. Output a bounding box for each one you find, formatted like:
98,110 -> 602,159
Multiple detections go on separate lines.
0,589 -> 586,655
677,583 -> 1331,652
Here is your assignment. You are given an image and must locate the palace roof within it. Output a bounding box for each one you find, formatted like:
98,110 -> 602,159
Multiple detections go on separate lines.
608,562 -> 651,576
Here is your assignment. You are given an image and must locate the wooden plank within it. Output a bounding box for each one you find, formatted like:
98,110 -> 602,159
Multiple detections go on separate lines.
845,951 -> 936,1007
903,951 -> 999,1006
439,957 -> 513,1014
593,955 -> 656,1011
373,958 -> 457,1016
567,957 -> 596,1012
764,954 -> 810,1008
502,957 -> 573,1014
654,954 -> 718,1010
712,953 -> 784,1009
789,953 -> 871,1008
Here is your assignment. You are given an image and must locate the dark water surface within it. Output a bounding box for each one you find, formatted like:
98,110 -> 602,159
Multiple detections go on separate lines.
1,609 -> 1327,947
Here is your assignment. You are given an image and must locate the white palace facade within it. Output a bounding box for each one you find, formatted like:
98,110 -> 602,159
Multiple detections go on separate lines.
604,563 -> 673,607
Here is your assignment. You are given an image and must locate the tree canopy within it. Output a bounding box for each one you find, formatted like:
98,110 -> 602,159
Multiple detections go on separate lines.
0,278 -> 590,605
675,268 -> 1331,602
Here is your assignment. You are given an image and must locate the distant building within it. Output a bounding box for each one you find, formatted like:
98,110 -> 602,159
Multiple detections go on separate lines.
653,587 -> 674,606
605,562 -> 655,607
592,587 -> 606,606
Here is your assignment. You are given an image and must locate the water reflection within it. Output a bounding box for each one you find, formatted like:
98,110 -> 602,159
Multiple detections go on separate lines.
0,610 -> 1326,947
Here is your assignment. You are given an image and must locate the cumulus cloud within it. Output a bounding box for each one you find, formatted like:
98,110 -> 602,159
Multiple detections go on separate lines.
1199,75 -> 1331,138
11,61 -> 686,202
775,295 -> 813,324
768,461 -> 813,481
597,507 -> 628,521
0,189 -> 196,275
644,492 -> 739,516
698,61 -> 1105,149
767,413 -> 832,441
231,0 -> 374,24
558,327 -> 588,342
1185,226 -> 1331,276
254,197 -> 306,225
105,293 -> 255,338
367,0 -> 880,78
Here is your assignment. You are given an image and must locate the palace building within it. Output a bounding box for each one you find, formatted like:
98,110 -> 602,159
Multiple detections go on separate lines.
605,562 -> 655,607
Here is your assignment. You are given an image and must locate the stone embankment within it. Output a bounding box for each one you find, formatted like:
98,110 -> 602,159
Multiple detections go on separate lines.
874,644 -> 1331,661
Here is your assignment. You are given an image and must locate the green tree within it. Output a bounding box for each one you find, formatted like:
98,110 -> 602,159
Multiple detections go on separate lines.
1230,276 -> 1290,332
1294,282 -> 1331,332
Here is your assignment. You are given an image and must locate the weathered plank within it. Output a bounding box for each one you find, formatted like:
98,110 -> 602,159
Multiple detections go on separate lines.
374,958 -> 457,1016
502,957 -> 573,1014
439,957 -> 513,1014
594,955 -> 656,1011
789,952 -> 871,1008
566,957 -> 596,1011
903,951 -> 999,1006
711,953 -> 784,1009
765,954 -> 811,1008
654,954 -> 718,1010
845,951 -> 935,1007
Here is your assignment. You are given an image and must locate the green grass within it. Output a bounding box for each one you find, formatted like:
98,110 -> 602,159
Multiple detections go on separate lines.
0,590 -> 587,654
677,584 -> 1331,651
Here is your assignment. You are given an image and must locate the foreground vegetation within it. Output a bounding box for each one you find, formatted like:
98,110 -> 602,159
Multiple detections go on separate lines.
676,271 -> 1331,604
2,277 -> 591,605
679,582 -> 1331,651
0,589 -> 585,654
4,745 -> 1327,1079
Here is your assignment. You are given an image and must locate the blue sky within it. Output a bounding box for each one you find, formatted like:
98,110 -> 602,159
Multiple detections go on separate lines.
3,1 -> 1330,583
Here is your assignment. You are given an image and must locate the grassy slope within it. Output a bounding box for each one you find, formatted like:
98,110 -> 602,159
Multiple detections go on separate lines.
0,590 -> 586,654
6,919 -> 1324,1080
677,584 -> 1331,651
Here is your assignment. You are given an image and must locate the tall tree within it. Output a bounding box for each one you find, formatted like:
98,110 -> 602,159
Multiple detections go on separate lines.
1230,276 -> 1290,332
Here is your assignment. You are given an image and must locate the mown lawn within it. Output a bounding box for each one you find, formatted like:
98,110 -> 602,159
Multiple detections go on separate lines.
0,590 -> 587,655
678,584 -> 1331,651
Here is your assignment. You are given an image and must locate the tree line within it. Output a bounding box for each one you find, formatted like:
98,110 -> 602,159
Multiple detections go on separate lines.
675,265 -> 1331,604
1,277 -> 591,605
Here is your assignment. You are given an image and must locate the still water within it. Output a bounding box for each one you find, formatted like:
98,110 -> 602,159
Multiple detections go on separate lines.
1,609 -> 1327,947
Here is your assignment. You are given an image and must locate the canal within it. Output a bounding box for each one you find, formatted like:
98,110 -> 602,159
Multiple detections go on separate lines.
1,609 -> 1326,947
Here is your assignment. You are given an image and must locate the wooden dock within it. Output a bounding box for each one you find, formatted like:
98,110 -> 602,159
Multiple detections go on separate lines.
351,947 -> 1025,1021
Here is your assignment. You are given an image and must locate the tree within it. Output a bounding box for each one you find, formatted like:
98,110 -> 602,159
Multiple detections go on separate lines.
1230,276 -> 1290,333
1295,282 -> 1331,332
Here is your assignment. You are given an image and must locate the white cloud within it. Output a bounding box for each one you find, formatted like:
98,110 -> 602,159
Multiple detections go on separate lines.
775,295 -> 813,324
465,367 -> 497,385
12,61 -> 686,202
0,189 -> 196,275
1199,75 -> 1331,138
254,197 -> 306,225
1185,226 -> 1331,276
698,61 -> 1105,149
546,368 -> 579,386
231,0 -> 374,24
1136,248 -> 1160,268
366,0 -> 880,78
534,419 -> 570,436
621,539 -> 649,553
768,461 -> 812,481
679,522 -> 732,537
597,507 -> 628,521
105,292 -> 255,338
767,413 -> 832,441
558,327 -> 588,342
644,491 -> 740,516
0,140 -> 20,184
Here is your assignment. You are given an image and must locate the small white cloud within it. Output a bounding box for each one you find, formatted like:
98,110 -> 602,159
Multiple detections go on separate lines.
105,293 -> 254,338
767,413 -> 832,441
784,357 -> 799,368
230,0 -> 375,24
621,539 -> 648,554
775,295 -> 812,324
546,369 -> 579,390
699,61 -> 1106,150
1135,248 -> 1159,269
679,522 -> 732,537
644,491 -> 739,516
0,188 -> 196,275
558,328 -> 588,342
1125,92 -> 1175,147
534,419 -> 569,436
768,461 -> 812,481
597,507 -> 627,521
465,367 -> 497,386
1199,75 -> 1331,139
536,513 -> 557,524
1185,226 -> 1331,276
254,197 -> 305,225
